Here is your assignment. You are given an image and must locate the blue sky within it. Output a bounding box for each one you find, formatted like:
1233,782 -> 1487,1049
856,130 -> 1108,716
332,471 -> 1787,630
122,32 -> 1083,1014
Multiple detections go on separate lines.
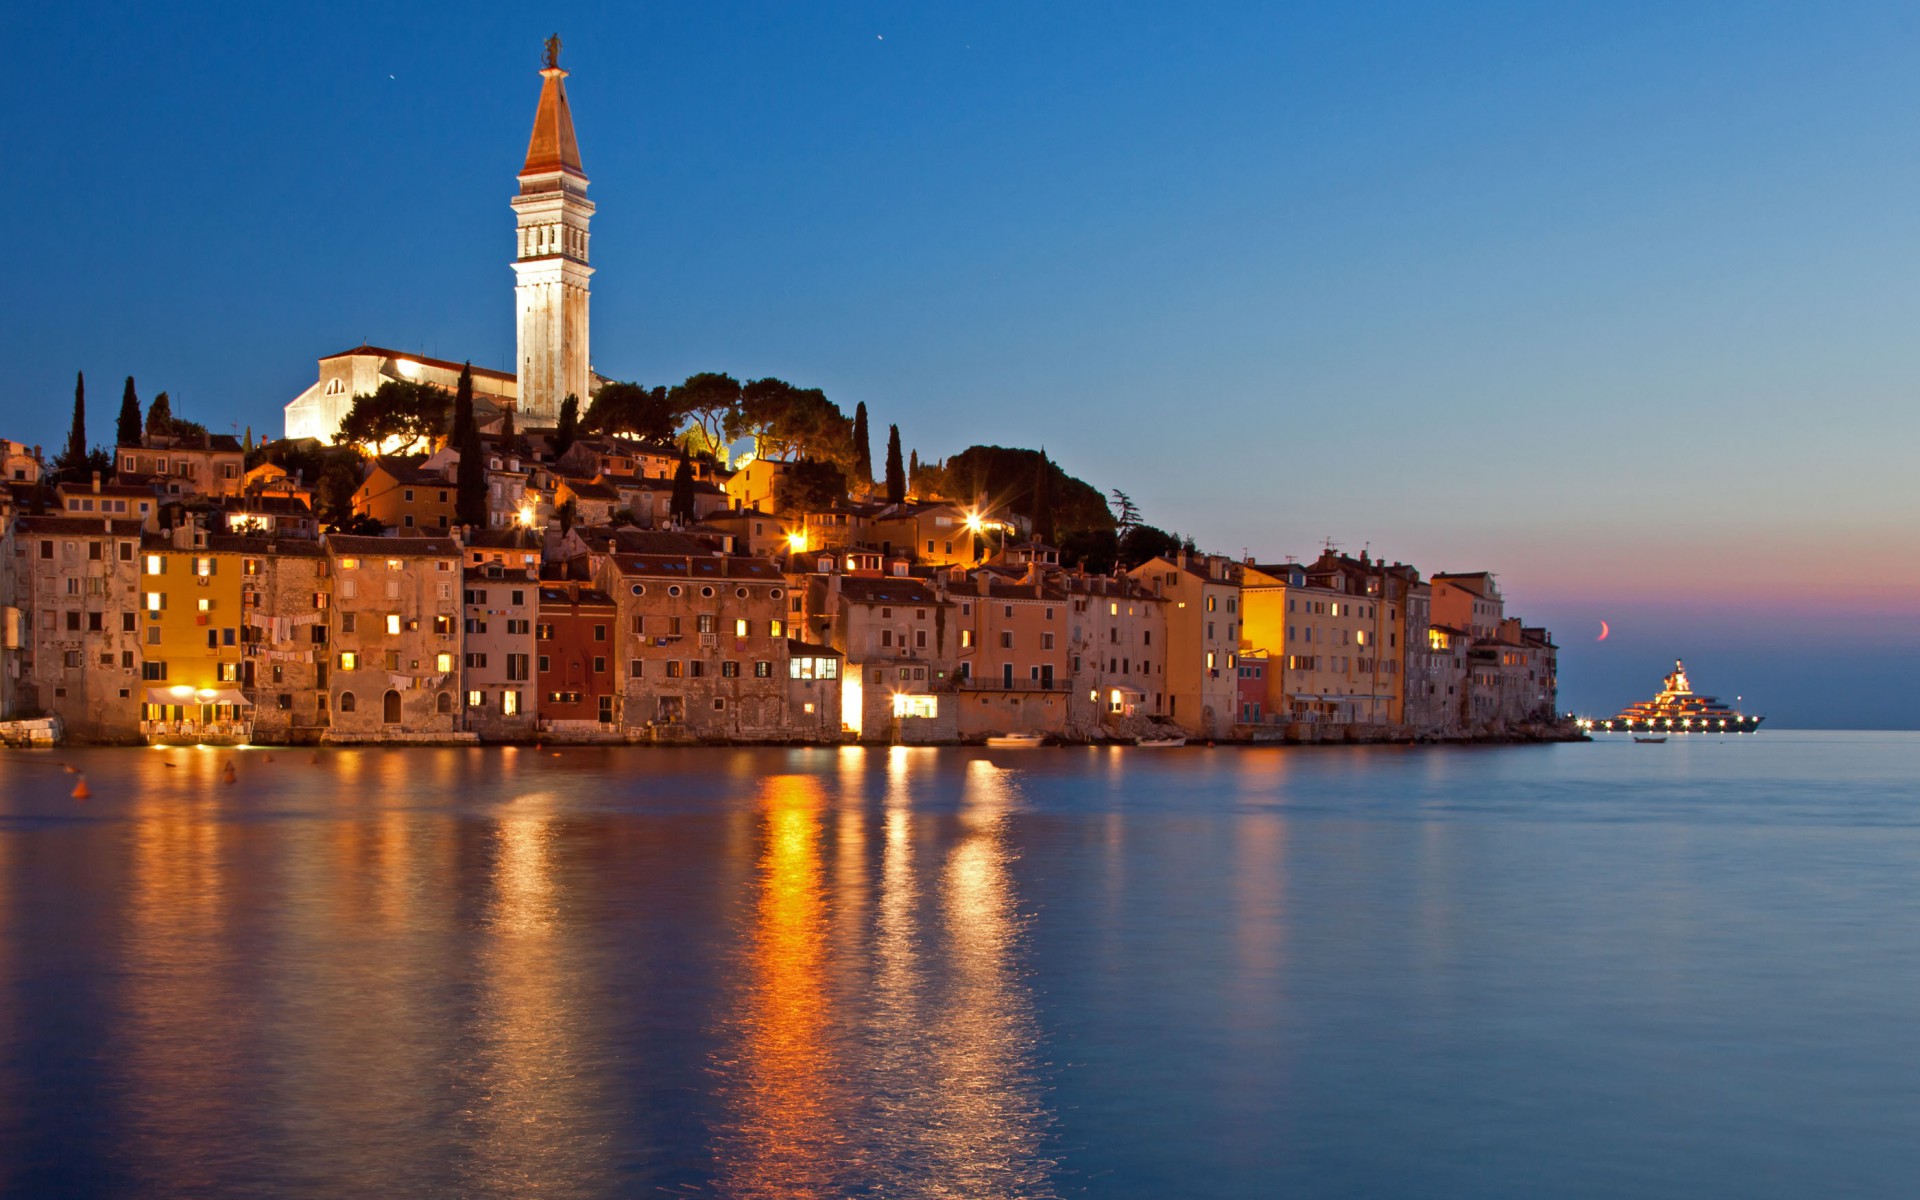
4,1 -> 1916,725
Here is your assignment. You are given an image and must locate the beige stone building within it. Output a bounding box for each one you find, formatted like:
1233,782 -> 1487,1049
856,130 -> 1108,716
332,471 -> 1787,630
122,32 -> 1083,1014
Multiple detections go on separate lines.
1065,573 -> 1169,731
462,562 -> 538,740
323,535 -> 467,741
244,539 -> 332,743
12,515 -> 145,740
796,568 -> 958,742
1129,552 -> 1242,738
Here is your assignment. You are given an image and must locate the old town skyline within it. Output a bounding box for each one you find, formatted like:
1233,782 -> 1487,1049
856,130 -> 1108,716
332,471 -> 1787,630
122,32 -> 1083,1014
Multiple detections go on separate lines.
5,4 -> 1916,725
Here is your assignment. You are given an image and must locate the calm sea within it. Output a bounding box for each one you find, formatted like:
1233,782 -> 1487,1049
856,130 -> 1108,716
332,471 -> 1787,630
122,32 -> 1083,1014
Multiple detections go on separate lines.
2,732 -> 1917,1198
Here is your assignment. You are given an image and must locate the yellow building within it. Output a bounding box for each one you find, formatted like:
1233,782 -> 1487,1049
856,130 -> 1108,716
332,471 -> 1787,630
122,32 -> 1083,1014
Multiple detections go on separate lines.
138,523 -> 252,743
1239,557 -> 1404,727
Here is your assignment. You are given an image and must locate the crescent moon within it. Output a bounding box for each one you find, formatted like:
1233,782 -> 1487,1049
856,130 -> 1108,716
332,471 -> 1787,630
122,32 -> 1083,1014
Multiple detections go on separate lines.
1597,620 -> 1610,642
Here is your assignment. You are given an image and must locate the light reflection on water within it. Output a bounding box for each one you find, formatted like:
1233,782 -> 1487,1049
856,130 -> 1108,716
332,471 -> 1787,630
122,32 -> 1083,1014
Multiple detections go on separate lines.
4,735 -> 1920,1197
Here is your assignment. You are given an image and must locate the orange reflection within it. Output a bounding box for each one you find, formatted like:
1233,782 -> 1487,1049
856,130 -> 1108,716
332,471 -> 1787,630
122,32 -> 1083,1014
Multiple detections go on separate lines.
718,773 -> 842,1199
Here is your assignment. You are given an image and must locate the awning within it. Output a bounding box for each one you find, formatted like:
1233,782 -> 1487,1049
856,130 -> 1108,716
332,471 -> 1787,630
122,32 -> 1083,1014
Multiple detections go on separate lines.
142,688 -> 252,707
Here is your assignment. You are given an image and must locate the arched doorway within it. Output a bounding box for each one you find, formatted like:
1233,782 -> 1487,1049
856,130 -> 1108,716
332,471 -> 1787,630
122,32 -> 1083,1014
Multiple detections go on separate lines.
383,689 -> 402,724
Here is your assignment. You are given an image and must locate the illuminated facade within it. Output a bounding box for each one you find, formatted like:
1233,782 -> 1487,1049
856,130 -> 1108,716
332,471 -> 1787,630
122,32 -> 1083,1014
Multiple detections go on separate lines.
322,535 -> 466,741
1128,552 -> 1241,739
511,38 -> 594,425
138,524 -> 251,744
14,515 -> 145,740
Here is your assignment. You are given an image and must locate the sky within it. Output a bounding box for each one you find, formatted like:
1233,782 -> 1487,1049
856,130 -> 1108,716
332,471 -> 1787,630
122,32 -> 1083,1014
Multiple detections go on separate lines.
3,1 -> 1916,726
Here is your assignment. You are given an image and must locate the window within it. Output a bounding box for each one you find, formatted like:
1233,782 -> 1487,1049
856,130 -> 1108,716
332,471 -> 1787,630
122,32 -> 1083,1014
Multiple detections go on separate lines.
594,624 -> 607,641
339,691 -> 356,713
386,614 -> 402,636
769,620 -> 784,638
145,592 -> 164,612
502,690 -> 520,716
961,630 -> 973,648
735,618 -> 749,637
999,631 -> 1013,649
593,656 -> 606,674
722,660 -> 739,678
536,623 -> 554,640
339,652 -> 359,670
465,652 -> 488,669
468,690 -> 485,708
506,654 -> 529,681
538,655 -> 550,673
754,661 -> 772,678
629,660 -> 643,678
437,653 -> 454,673
666,661 -> 684,678
697,614 -> 716,634
341,614 -> 356,634
143,661 -> 168,681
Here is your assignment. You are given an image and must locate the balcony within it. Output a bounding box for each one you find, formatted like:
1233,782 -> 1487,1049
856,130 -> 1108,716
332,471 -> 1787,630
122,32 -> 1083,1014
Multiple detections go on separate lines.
955,677 -> 1068,693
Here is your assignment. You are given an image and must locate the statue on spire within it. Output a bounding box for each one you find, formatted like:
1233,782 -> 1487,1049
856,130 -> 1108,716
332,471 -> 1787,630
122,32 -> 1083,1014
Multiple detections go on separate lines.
544,33 -> 562,70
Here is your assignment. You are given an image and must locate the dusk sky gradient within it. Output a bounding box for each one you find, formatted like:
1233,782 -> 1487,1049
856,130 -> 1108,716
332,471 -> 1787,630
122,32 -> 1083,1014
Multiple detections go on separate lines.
4,2 -> 1916,725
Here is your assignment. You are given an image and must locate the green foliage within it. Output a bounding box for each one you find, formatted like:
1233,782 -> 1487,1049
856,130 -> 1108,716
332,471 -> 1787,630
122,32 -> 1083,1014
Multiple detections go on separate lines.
731,378 -> 853,467
330,513 -> 386,536
333,380 -> 450,455
884,425 -> 905,506
586,381 -> 678,442
57,372 -> 87,475
554,394 -> 580,457
451,363 -> 475,447
915,445 -> 1114,547
145,392 -> 173,441
669,372 -> 743,462
254,438 -> 366,527
852,402 -> 872,484
455,401 -> 488,530
1118,524 -> 1191,569
772,459 -> 849,515
117,377 -> 142,447
669,445 -> 696,524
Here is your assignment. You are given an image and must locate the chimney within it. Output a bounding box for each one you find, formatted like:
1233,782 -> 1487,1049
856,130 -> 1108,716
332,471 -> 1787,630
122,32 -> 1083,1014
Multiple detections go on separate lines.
91,472 -> 101,493
1176,548 -> 1189,570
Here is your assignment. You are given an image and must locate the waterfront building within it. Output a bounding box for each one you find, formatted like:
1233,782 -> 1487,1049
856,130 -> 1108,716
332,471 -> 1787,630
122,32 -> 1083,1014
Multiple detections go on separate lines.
463,562 -> 538,740
1064,573 -> 1169,731
1400,578 -> 1465,736
796,561 -> 956,742
785,637 -> 844,739
1129,552 -> 1242,738
13,514 -> 144,740
353,457 -> 456,534
1431,571 -> 1504,641
137,522 -> 252,744
323,535 -> 465,741
2,441 -> 43,486
698,508 -> 790,558
244,539 -> 331,743
534,578 -> 618,738
952,571 -> 1071,738
601,553 -> 794,739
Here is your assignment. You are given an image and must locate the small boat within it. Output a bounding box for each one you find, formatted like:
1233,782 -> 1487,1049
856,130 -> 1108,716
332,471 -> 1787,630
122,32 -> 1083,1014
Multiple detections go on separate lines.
986,732 -> 1046,748
1633,736 -> 1667,744
1135,735 -> 1187,748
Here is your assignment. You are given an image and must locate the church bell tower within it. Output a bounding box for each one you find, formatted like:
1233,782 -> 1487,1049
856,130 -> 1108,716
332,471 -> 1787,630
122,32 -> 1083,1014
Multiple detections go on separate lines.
511,34 -> 593,425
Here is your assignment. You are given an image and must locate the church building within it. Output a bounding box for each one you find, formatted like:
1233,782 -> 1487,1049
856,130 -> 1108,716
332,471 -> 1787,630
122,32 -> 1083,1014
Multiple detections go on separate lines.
284,36 -> 599,443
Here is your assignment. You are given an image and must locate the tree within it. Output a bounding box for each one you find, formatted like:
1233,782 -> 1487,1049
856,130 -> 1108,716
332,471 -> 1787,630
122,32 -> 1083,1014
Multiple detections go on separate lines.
554,393 -> 580,457
455,390 -> 488,530
499,406 -> 527,458
451,362 -> 475,447
668,372 -> 742,463
730,377 -> 853,466
1118,523 -> 1187,569
669,445 -> 696,524
117,377 -> 142,447
334,380 -> 450,454
146,392 -> 173,441
852,401 -> 873,484
586,381 -> 678,442
884,425 -> 905,505
772,459 -> 849,515
557,497 -> 577,535
58,372 -> 87,474
1110,489 -> 1141,536
1031,448 -> 1055,545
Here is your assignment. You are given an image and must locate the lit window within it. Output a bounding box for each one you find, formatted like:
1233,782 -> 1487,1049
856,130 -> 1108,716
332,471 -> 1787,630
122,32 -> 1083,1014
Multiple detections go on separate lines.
145,592 -> 163,612
735,618 -> 749,637
386,615 -> 402,635
339,652 -> 358,670
197,598 -> 212,612
437,653 -> 454,673
891,693 -> 938,719
145,554 -> 163,575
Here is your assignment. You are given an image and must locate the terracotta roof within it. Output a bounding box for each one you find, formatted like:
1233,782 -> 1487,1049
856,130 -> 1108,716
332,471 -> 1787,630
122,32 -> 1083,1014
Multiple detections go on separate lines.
836,576 -> 939,605
521,65 -> 585,177
56,481 -> 155,498
537,586 -> 615,609
607,554 -> 785,582
466,526 -> 544,550
15,515 -> 144,536
786,637 -> 843,658
365,456 -> 450,487
324,534 -> 460,557
319,345 -> 516,382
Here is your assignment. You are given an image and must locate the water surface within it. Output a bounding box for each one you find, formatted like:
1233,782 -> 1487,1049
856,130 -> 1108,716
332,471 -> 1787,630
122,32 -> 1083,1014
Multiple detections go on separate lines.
2,733 -> 1917,1197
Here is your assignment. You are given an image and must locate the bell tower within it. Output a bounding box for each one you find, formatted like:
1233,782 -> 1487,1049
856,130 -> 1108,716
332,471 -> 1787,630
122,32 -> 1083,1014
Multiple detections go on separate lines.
511,34 -> 593,425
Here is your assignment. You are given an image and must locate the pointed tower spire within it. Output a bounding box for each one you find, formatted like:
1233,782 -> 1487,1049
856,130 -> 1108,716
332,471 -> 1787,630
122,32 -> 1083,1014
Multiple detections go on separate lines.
521,34 -> 585,177
512,32 -> 595,427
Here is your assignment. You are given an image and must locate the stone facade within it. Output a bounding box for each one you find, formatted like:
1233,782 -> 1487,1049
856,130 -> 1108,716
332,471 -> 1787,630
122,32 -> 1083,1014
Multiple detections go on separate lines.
244,540 -> 332,744
323,535 -> 466,741
462,565 -> 538,740
14,516 -> 145,741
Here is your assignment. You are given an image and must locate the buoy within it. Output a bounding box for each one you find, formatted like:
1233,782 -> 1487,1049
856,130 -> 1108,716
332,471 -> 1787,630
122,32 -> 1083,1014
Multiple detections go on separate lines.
71,775 -> 91,800
222,761 -> 237,784
62,763 -> 77,774
534,741 -> 542,751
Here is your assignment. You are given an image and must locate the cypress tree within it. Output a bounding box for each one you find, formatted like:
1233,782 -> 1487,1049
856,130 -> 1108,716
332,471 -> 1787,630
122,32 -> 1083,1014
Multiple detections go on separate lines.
1032,449 -> 1054,545
63,372 -> 87,470
117,377 -> 142,447
669,445 -> 695,524
146,392 -> 173,441
555,393 -> 580,457
883,424 -> 905,505
452,362 -> 475,446
852,401 -> 872,484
